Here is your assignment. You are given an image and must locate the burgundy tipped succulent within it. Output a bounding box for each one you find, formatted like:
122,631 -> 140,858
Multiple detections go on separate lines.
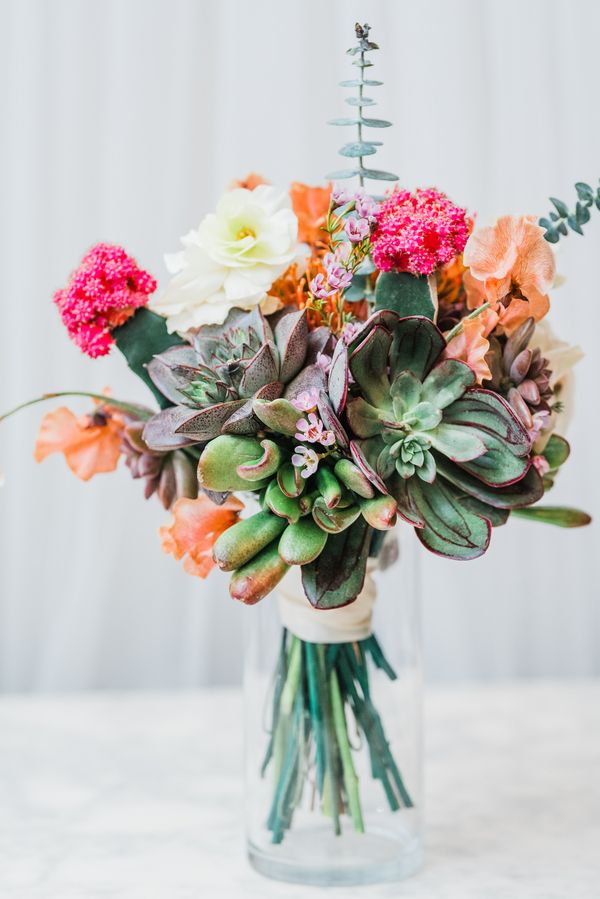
121,421 -> 198,509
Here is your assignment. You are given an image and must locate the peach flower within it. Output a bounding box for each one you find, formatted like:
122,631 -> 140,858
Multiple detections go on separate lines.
160,495 -> 244,578
290,182 -> 331,248
443,306 -> 499,384
463,216 -> 555,335
229,173 -> 268,191
34,406 -> 124,480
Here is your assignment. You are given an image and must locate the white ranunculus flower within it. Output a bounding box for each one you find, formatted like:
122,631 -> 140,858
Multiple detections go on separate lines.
151,185 -> 299,332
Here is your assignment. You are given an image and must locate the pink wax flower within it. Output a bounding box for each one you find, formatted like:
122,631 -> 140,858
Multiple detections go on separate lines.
54,243 -> 156,358
371,188 -> 469,276
354,189 -> 380,223
310,273 -> 335,299
341,321 -> 363,344
295,412 -> 335,446
532,454 -> 550,476
291,445 -> 320,479
316,352 -> 332,374
324,256 -> 353,292
345,217 -> 371,243
331,184 -> 352,207
291,388 -> 321,412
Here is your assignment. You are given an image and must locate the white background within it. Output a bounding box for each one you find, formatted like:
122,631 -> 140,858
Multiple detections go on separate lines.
0,0 -> 598,691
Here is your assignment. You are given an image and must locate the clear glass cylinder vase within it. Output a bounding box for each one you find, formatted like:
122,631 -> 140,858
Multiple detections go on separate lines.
243,540 -> 423,886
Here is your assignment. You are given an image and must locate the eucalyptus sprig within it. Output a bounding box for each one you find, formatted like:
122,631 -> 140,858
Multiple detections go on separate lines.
539,180 -> 600,243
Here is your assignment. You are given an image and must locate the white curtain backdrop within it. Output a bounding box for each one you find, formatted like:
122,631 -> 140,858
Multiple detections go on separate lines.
0,0 -> 598,691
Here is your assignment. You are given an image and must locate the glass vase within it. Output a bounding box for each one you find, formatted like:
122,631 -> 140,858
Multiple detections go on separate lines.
243,540 -> 423,886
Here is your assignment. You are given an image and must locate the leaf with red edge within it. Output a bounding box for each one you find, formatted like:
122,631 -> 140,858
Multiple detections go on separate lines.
328,339 -> 349,415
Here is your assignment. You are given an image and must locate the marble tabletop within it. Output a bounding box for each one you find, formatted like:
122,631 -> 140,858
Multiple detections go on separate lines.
0,680 -> 598,899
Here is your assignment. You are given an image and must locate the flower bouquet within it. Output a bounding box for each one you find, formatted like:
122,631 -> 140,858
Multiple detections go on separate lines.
2,21 -> 592,886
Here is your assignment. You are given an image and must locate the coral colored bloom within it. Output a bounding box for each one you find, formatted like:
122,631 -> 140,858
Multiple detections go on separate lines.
371,188 -> 469,276
290,182 -> 331,248
463,216 -> 556,335
291,446 -> 320,479
443,307 -> 499,384
291,388 -> 321,412
34,405 -> 124,480
160,495 -> 244,579
54,244 -> 156,358
230,173 -> 268,190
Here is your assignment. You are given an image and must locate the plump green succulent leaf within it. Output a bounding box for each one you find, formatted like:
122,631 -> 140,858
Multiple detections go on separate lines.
334,459 -> 375,498
452,432 -> 530,486
542,433 -> 570,470
229,540 -> 289,605
349,324 -> 393,408
142,406 -> 203,451
277,462 -> 304,498
375,271 -> 438,320
265,480 -> 304,524
407,478 -> 491,560
236,439 -> 283,482
390,370 -> 422,414
278,518 -> 329,565
359,494 -> 398,529
273,309 -> 309,382
253,398 -> 301,436
328,339 -> 349,415
428,423 -> 486,462
301,518 -> 372,609
421,360 -> 475,409
316,467 -> 343,509
114,308 -> 184,408
512,506 -> 591,528
460,495 -> 510,527
434,455 -> 544,509
198,435 -> 271,492
443,389 -> 531,455
389,475 -> 426,526
213,511 -> 287,571
312,498 -> 361,533
389,316 -> 446,380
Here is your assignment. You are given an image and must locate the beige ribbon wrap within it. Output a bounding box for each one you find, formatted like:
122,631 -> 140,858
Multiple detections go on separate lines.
277,560 -> 378,644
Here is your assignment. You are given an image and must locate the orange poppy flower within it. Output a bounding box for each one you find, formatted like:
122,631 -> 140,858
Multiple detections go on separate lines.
463,215 -> 555,334
160,495 -> 244,579
444,306 -> 499,384
34,406 -> 124,481
290,182 -> 331,248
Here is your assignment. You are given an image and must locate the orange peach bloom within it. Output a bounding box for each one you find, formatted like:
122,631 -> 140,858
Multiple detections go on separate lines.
160,495 -> 244,579
229,173 -> 268,191
444,307 -> 499,384
290,182 -> 331,248
463,216 -> 555,335
34,406 -> 124,481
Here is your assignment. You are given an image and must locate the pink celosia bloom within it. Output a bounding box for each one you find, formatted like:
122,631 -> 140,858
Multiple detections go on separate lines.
310,273 -> 335,299
291,445 -> 320,479
295,412 -> 335,446
291,388 -> 321,412
54,243 -> 156,358
531,454 -> 550,476
345,217 -> 371,243
371,188 -> 469,276
354,189 -> 380,223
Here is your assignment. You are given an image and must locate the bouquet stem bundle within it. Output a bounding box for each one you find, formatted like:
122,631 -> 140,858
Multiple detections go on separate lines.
262,629 -> 413,844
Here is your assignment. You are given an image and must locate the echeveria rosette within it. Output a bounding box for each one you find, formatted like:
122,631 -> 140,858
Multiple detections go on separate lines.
142,306 -> 309,447
345,311 -> 544,559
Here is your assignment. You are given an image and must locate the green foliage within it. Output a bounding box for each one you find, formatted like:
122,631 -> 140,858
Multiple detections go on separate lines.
512,506 -> 591,528
540,179 -> 600,242
114,308 -> 183,408
374,272 -> 438,320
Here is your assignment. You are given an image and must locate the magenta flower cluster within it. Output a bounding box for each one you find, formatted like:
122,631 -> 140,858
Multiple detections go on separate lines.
370,188 -> 469,276
54,243 -> 156,358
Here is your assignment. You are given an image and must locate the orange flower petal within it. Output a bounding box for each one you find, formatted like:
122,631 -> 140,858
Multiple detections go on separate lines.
444,311 -> 499,384
230,173 -> 268,191
160,495 -> 244,580
290,182 -> 331,247
34,407 -> 123,481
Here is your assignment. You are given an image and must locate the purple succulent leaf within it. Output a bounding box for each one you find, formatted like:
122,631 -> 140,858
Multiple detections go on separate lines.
503,317 -> 535,371
174,399 -> 247,440
517,379 -> 540,405
238,343 -> 280,398
274,309 -> 309,382
349,439 -> 389,495
317,394 -> 349,450
220,400 -> 261,435
158,462 -> 177,510
147,345 -> 201,407
284,363 -> 327,402
346,309 -> 401,353
328,339 -> 349,415
306,326 -> 337,363
509,349 -> 533,385
142,406 -> 203,451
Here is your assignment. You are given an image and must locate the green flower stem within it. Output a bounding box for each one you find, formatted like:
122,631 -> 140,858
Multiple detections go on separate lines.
330,668 -> 364,833
444,302 -> 491,343
304,642 -> 325,795
0,391 -> 153,423
318,643 -> 342,835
